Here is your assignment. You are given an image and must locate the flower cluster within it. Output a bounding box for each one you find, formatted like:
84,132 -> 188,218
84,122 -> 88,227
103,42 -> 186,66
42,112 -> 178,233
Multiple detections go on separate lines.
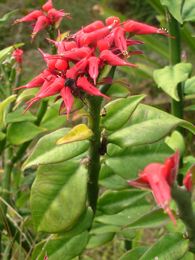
12,48 -> 23,64
128,151 -> 193,224
16,3 -> 169,117
14,0 -> 70,39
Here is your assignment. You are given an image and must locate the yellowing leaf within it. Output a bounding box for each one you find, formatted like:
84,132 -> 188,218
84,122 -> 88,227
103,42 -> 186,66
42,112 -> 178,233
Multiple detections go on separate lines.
0,95 -> 16,128
57,124 -> 93,145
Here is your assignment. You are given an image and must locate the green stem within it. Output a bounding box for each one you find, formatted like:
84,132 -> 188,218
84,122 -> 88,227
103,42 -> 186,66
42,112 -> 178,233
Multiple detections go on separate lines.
168,12 -> 183,122
172,185 -> 195,253
34,100 -> 48,126
87,96 -> 102,213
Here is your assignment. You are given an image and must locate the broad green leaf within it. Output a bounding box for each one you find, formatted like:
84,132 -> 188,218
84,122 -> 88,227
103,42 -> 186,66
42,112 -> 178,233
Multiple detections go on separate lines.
96,199 -> 151,226
98,189 -> 148,214
101,95 -> 145,131
0,43 -> 24,62
5,108 -> 36,123
91,224 -> 120,234
108,104 -> 195,148
32,231 -> 89,260
22,128 -> 89,170
106,83 -> 130,98
99,164 -> 128,190
57,124 -> 93,144
124,208 -> 169,229
165,130 -> 185,155
160,0 -> 183,23
120,247 -> 148,260
181,252 -> 194,260
106,140 -> 172,179
153,63 -> 192,101
0,95 -> 16,128
87,233 -> 115,249
184,76 -> 195,95
7,121 -> 45,145
140,233 -> 188,260
41,101 -> 66,131
30,161 -> 87,232
182,1 -> 195,22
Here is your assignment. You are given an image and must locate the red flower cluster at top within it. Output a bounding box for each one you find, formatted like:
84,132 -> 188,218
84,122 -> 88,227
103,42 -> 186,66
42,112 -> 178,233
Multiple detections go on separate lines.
14,0 -> 70,39
16,3 -> 169,117
128,151 -> 194,224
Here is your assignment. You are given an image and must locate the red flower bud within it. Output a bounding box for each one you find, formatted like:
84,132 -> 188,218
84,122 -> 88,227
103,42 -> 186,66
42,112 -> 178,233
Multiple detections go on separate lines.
12,48 -> 23,64
32,15 -> 49,38
105,16 -> 120,27
55,59 -> 68,71
183,170 -> 192,192
60,86 -> 74,118
114,27 -> 127,54
42,0 -> 53,12
100,50 -> 136,67
123,20 -> 169,36
88,56 -> 100,84
83,20 -> 104,33
64,41 -> 77,51
77,76 -> 109,99
63,47 -> 91,61
47,8 -> 65,23
14,10 -> 43,24
97,38 -> 110,51
66,58 -> 88,79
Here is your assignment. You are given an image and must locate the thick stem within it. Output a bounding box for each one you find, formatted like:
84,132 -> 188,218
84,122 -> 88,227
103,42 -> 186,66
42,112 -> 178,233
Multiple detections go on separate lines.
168,13 -> 183,122
87,97 -> 102,213
172,185 -> 195,253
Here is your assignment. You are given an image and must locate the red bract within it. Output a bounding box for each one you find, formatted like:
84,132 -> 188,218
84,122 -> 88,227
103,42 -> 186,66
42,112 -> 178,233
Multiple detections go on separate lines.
19,15 -> 169,117
128,152 -> 180,224
12,48 -> 23,64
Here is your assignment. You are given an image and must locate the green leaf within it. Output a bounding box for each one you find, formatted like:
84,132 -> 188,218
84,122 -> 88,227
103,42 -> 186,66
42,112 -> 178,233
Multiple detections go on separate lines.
99,164 -> 129,190
160,0 -> 183,23
87,233 -> 115,249
96,199 -> 151,226
15,88 -> 38,107
108,104 -> 195,148
106,83 -> 130,98
91,224 -> 120,234
0,131 -> 5,141
101,95 -> 145,131
0,10 -> 18,25
153,63 -> 192,101
5,108 -> 36,123
120,247 -> 148,260
30,161 -> 88,232
184,76 -> 195,95
182,1 -> 195,22
32,231 -> 89,260
41,101 -> 66,131
0,95 -> 16,128
140,233 -> 188,260
98,189 -> 148,214
124,208 -> 169,229
7,121 -> 45,145
22,128 -> 89,170
57,124 -> 93,144
106,140 -> 172,179
165,130 -> 185,155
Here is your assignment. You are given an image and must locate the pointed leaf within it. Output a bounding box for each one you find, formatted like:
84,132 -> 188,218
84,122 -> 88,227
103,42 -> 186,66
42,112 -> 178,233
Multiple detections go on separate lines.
140,233 -> 188,260
108,104 -> 195,148
184,76 -> 195,95
32,231 -> 89,260
101,95 -> 145,131
57,124 -> 93,144
22,128 -> 89,170
87,233 -> 115,249
5,108 -> 36,123
106,83 -> 130,98
30,161 -> 88,232
153,63 -> 192,101
0,95 -> 16,128
160,0 -> 183,23
182,1 -> 195,22
98,189 -> 148,214
7,121 -> 45,145
120,247 -> 148,260
165,130 -> 185,155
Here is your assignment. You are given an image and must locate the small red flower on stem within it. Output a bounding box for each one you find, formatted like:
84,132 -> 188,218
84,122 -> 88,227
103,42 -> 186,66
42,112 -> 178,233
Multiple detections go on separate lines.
12,48 -> 23,64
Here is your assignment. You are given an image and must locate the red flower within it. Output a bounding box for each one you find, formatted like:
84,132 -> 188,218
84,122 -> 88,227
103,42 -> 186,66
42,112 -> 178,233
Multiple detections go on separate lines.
12,48 -> 23,64
128,152 -> 180,224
